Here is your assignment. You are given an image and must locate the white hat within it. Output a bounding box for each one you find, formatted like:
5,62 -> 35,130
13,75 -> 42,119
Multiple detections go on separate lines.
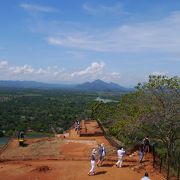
92,149 -> 96,154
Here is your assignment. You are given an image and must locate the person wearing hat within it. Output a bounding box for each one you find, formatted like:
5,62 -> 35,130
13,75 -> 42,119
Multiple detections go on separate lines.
116,147 -> 125,168
88,149 -> 97,176
143,136 -> 150,153
97,143 -> 106,167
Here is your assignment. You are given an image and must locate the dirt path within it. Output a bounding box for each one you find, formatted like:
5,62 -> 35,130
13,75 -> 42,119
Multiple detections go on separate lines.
0,120 -> 165,180
0,159 -> 164,180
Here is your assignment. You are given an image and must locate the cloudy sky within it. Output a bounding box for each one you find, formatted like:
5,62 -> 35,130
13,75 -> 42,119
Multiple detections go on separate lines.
0,0 -> 180,86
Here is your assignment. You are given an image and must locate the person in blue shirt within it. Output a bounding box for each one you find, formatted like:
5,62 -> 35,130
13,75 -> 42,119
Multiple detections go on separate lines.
139,144 -> 145,163
97,143 -> 106,167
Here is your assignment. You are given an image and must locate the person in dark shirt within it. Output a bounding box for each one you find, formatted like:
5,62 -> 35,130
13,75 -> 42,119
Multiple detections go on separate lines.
139,144 -> 145,163
18,131 -> 24,146
143,136 -> 150,153
97,144 -> 103,167
18,131 -> 24,139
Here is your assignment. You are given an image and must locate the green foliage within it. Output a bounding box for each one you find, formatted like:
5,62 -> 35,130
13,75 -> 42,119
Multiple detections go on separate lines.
92,75 -> 180,156
0,89 -> 98,135
0,89 -> 123,136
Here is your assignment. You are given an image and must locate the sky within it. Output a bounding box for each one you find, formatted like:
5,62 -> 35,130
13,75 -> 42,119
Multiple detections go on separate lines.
0,0 -> 180,87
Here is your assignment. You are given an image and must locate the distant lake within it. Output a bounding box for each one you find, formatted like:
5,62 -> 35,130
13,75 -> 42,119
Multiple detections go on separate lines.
95,97 -> 119,103
25,132 -> 53,139
0,137 -> 9,146
0,133 -> 52,147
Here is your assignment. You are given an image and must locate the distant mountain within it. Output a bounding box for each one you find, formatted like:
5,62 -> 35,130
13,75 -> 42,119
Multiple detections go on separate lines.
0,80 -> 132,92
75,79 -> 130,92
0,80 -> 74,89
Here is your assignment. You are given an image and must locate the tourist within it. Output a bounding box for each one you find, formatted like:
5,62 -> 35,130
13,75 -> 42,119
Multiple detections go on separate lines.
116,147 -> 125,168
143,136 -> 150,153
88,149 -> 97,176
97,143 -> 106,167
101,143 -> 106,164
141,172 -> 151,180
139,144 -> 145,163
18,131 -> 24,146
75,120 -> 79,131
97,144 -> 102,167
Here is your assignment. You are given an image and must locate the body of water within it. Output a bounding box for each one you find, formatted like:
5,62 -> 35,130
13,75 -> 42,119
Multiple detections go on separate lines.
25,132 -> 53,139
95,97 -> 119,103
0,133 -> 52,146
0,137 -> 9,146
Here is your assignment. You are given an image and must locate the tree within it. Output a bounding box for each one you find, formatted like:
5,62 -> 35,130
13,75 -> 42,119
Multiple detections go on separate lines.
137,75 -> 180,179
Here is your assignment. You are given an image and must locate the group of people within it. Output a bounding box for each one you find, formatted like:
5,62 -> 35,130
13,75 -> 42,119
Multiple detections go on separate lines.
88,145 -> 126,176
88,138 -> 151,180
88,143 -> 106,176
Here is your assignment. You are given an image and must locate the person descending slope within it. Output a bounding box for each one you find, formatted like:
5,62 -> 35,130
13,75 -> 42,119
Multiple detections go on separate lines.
139,144 -> 145,163
143,136 -> 150,153
97,143 -> 106,167
116,147 -> 125,168
88,149 -> 97,176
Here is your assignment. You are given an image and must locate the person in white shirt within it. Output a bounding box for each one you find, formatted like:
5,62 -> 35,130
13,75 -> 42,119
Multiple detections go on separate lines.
141,172 -> 151,180
116,147 -> 125,168
88,149 -> 97,176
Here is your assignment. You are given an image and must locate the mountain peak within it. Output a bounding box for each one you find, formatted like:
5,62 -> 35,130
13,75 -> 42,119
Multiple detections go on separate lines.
93,79 -> 104,83
75,79 -> 128,92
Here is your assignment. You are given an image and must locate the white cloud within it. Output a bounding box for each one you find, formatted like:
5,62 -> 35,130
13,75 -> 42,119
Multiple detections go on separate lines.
46,11 -> 180,53
9,65 -> 34,74
70,62 -> 105,78
83,2 -> 125,16
0,61 -> 8,68
48,37 -> 63,45
20,3 -> 57,13
47,36 -> 105,52
151,71 -> 168,76
0,60 -> 121,83
101,72 -> 121,82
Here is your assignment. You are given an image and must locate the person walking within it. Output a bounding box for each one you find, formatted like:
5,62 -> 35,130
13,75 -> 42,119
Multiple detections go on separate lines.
88,149 -> 97,176
97,143 -> 106,167
97,144 -> 103,167
101,143 -> 106,164
139,144 -> 145,163
141,172 -> 151,180
143,136 -> 150,153
116,147 -> 125,168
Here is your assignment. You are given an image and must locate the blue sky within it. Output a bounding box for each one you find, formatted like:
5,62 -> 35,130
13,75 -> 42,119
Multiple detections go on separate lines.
0,0 -> 180,86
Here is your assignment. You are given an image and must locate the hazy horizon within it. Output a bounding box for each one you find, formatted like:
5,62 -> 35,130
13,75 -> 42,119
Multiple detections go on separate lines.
0,79 -> 135,88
